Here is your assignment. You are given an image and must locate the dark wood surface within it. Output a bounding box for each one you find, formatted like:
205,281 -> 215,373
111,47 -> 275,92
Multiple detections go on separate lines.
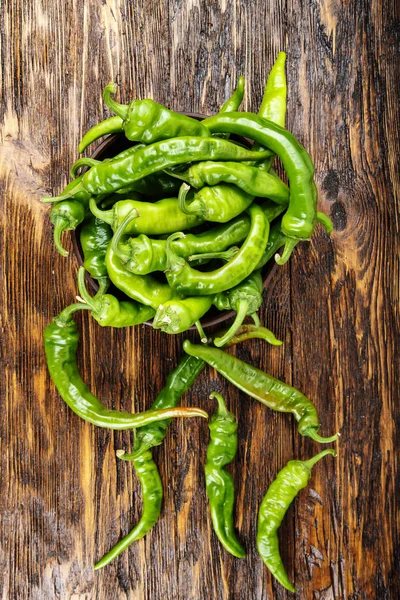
1,1 -> 399,598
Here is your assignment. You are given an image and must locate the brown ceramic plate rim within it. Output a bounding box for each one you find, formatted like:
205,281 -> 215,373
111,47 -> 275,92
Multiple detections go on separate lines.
71,114 -> 279,329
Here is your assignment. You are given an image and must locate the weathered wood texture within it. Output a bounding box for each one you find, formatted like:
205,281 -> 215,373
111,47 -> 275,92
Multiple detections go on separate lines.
1,0 -> 399,598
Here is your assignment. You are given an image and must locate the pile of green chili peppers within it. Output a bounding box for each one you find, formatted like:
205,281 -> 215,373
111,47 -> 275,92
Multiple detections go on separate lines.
43,53 -> 339,591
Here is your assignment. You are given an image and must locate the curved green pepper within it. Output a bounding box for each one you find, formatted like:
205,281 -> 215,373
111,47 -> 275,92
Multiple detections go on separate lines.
44,306 -> 208,430
89,196 -> 202,235
152,296 -> 215,336
183,341 -> 339,443
78,115 -> 124,154
202,112 -> 318,251
205,392 -> 245,558
165,204 -> 270,296
103,83 -> 211,143
50,199 -> 86,256
177,182 -> 254,223
79,213 -> 112,281
76,267 -> 155,327
41,137 -> 275,202
170,161 -> 289,205
257,449 -> 336,592
105,244 -> 181,309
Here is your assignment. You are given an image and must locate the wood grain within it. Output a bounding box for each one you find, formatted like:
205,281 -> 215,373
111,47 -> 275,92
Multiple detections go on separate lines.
1,0 -> 399,598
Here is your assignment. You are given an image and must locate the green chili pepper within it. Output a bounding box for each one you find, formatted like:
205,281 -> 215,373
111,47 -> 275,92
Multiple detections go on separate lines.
177,181 -> 254,223
170,162 -> 289,206
78,115 -> 124,154
95,324 -> 277,569
94,447 -> 163,570
105,244 -> 181,309
215,76 -> 245,139
257,449 -> 336,592
103,83 -> 211,143
182,341 -> 339,443
75,267 -> 155,327
153,295 -> 215,336
41,138 -> 275,203
251,51 -> 287,171
165,203 -> 270,295
202,112 -> 318,259
212,270 -> 280,348
44,306 -> 208,429
50,199 -> 86,256
112,202 -> 285,275
204,392 -> 245,558
80,213 -> 113,282
90,196 -> 203,236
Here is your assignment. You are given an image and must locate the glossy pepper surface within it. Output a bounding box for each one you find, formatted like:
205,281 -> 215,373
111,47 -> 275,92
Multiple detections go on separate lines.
183,341 -> 339,443
257,449 -> 336,592
205,392 -> 245,558
90,196 -> 202,235
50,199 -> 86,257
42,137 -> 276,201
105,244 -> 181,309
153,296 -> 215,335
103,83 -> 211,143
78,115 -> 124,153
79,214 -> 112,281
202,112 -> 318,243
44,307 -> 208,429
172,162 -> 289,205
76,267 -> 155,327
165,204 -> 270,295
94,447 -> 163,570
177,181 -> 254,223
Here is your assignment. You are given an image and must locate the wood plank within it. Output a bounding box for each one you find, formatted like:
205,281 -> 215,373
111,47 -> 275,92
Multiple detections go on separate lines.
0,0 -> 398,598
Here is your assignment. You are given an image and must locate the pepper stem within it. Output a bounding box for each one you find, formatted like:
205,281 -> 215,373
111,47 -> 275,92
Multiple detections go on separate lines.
89,197 -> 114,225
209,392 -> 229,416
56,302 -> 91,324
195,320 -> 208,343
275,237 -> 298,265
303,448 -> 337,470
41,181 -> 84,203
70,157 -> 100,179
77,266 -> 98,311
251,312 -> 261,326
163,168 -> 190,183
165,232 -> 187,271
178,182 -> 198,216
317,211 -> 333,233
96,277 -> 110,297
307,428 -> 340,444
103,83 -> 129,121
188,246 -> 239,263
214,300 -> 250,347
116,449 -> 137,461
53,217 -> 69,257
111,209 -> 140,257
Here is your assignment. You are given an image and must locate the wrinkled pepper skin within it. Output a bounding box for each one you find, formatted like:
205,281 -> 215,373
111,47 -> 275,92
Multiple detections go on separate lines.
178,182 -> 254,223
173,161 -> 289,205
165,204 -> 270,296
94,448 -> 163,570
202,112 -> 317,241
105,244 -> 181,309
182,341 -> 339,443
103,83 -> 211,143
257,449 -> 336,592
44,313 -> 208,429
80,214 -> 113,280
153,296 -> 215,334
90,196 -> 203,235
205,392 -> 246,558
45,137 -> 275,201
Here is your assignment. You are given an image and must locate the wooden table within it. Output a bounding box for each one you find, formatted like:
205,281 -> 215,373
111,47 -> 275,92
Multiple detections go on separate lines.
1,1 -> 398,598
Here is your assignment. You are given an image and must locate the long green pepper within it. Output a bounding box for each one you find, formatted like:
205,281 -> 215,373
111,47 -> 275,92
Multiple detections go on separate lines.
257,449 -> 336,592
205,392 -> 245,558
182,341 -> 339,443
